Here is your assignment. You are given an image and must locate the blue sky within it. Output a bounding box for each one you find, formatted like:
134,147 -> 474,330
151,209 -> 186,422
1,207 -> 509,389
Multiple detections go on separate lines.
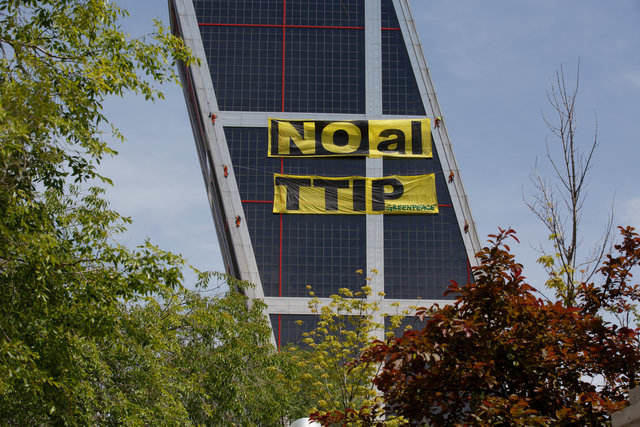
101,1 -> 640,290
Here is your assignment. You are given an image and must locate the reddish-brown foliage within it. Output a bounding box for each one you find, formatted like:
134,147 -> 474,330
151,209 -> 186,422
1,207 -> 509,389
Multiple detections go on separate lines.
313,227 -> 640,426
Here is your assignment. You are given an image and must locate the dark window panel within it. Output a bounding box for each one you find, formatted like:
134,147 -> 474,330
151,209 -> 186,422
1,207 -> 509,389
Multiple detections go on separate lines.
385,316 -> 427,338
194,0 -> 283,25
279,152 -> 366,300
284,157 -> 366,177
384,211 -> 467,299
243,204 -> 280,297
270,314 -> 319,347
199,26 -> 282,111
382,29 -> 425,115
381,0 -> 400,28
225,127 -> 279,201
281,214 -> 366,298
271,314 -> 365,348
286,0 -> 364,27
285,28 -> 365,113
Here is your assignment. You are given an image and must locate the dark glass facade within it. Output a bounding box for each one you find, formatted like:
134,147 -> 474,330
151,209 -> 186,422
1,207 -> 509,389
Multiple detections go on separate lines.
199,26 -> 282,111
269,314 -> 319,347
194,0 -> 366,113
271,314 -> 365,348
183,0 -> 472,346
284,28 -> 365,113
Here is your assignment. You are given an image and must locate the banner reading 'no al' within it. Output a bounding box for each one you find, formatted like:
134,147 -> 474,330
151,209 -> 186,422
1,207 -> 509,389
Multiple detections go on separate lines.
269,118 -> 432,158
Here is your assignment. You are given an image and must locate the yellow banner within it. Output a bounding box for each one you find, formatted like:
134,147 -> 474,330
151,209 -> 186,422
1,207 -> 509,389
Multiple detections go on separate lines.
268,118 -> 432,158
273,174 -> 438,215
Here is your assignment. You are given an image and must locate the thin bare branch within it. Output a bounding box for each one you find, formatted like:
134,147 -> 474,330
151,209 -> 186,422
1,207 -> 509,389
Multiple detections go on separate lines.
527,61 -> 612,307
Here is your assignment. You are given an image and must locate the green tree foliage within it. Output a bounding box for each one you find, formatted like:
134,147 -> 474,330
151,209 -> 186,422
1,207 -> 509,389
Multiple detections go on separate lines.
0,182 -> 190,424
0,0 -> 296,424
0,0 -> 190,194
125,275 -> 297,426
317,228 -> 640,426
283,282 -> 406,425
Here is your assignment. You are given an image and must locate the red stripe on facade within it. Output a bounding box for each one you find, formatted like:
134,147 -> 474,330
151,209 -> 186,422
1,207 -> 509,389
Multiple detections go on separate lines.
438,204 -> 452,207
199,22 -> 282,28
198,22 -> 365,30
381,27 -> 401,31
287,24 -> 364,30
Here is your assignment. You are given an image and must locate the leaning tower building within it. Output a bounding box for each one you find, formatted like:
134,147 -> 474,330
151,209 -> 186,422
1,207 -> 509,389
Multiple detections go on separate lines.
169,0 -> 480,346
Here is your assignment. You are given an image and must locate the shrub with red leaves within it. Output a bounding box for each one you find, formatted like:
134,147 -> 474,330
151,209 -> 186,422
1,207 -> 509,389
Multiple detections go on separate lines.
313,227 -> 640,426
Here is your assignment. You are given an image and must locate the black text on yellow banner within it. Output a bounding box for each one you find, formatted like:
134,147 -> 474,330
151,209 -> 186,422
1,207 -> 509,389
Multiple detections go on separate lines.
273,174 -> 438,215
268,118 -> 432,158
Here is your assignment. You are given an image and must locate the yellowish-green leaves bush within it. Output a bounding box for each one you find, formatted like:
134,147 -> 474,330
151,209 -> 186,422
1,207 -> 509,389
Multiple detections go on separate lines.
282,274 -> 408,425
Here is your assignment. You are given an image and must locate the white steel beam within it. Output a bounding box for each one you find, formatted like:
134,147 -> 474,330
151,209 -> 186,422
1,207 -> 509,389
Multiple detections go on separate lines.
264,297 -> 451,316
171,0 -> 271,343
217,111 -> 426,127
364,0 -> 385,340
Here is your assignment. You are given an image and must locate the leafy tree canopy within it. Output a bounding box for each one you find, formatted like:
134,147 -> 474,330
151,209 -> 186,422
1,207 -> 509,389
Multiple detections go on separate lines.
0,1 -> 298,424
0,0 -> 190,193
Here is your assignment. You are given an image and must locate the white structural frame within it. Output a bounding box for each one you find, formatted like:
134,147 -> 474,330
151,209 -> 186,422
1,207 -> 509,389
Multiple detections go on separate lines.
170,0 -> 481,343
364,0 -> 386,339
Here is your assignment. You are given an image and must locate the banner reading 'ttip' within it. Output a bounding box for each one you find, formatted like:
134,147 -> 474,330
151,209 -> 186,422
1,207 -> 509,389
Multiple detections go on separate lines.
273,174 -> 438,215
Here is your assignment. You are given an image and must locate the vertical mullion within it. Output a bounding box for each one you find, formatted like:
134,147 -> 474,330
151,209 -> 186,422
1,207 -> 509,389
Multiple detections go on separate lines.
365,0 -> 384,339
